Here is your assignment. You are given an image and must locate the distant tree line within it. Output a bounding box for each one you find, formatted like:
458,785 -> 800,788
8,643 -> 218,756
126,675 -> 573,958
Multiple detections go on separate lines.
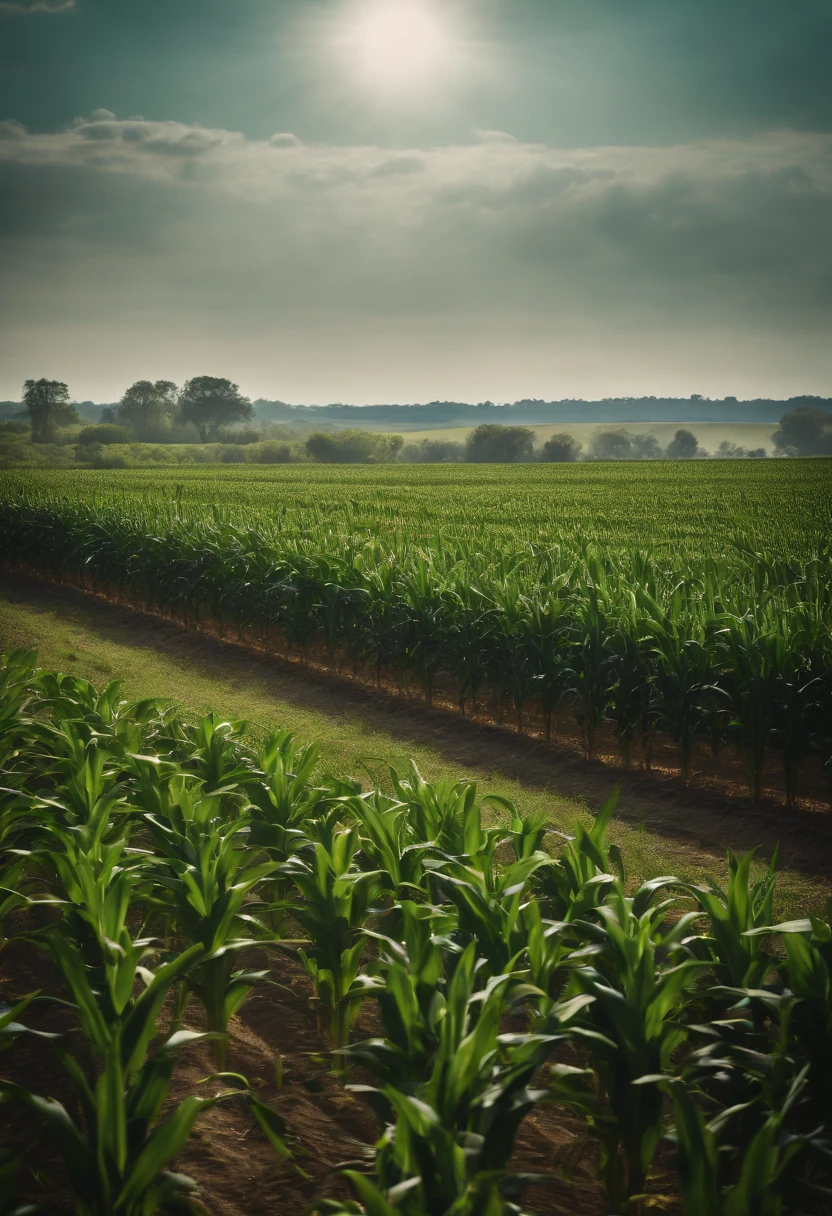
399,424 -> 768,463
6,378 -> 831,466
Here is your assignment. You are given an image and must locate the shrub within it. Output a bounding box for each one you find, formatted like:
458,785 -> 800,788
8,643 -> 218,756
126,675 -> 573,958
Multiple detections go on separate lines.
213,425 -> 262,445
306,430 -> 404,464
77,424 -> 133,445
247,440 -> 293,464
218,444 -> 247,463
76,441 -> 128,468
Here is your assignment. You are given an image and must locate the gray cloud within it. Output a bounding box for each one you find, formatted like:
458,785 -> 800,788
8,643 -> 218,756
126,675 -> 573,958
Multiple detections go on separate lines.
0,0 -> 74,11
0,115 -> 830,399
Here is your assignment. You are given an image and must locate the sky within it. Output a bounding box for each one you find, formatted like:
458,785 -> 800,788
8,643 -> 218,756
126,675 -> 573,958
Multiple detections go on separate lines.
1,0 -> 831,404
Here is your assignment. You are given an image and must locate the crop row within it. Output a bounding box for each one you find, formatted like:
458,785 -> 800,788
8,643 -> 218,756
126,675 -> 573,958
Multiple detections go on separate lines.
1,650 -> 830,1215
1,489 -> 831,804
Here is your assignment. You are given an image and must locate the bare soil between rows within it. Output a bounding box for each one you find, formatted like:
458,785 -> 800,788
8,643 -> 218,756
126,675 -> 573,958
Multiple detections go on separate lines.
3,569 -> 832,884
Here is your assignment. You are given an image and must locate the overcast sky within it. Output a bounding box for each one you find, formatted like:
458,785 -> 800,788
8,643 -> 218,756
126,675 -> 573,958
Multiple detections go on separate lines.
1,0 -> 830,403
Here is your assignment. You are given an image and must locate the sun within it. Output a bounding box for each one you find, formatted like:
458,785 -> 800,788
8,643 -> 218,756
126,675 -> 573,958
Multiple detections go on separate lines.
345,0 -> 457,93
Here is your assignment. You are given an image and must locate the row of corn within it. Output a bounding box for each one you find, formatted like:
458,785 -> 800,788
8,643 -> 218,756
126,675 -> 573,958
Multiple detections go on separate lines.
1,650 -> 830,1215
1,490 -> 831,805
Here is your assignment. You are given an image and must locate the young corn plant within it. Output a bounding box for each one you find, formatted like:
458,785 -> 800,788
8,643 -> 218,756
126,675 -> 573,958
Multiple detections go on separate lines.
347,900 -> 454,1089
350,792 -> 436,906
548,880 -> 706,1213
533,791 -> 623,923
641,1063 -> 826,1216
746,904 -> 832,1124
348,942 -> 571,1214
0,936 -> 221,1216
140,773 -> 276,1066
279,818 -> 382,1052
389,763 -> 483,859
682,849 -> 777,990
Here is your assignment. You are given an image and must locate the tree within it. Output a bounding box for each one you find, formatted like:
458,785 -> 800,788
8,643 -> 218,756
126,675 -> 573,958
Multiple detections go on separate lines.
465,424 -> 535,463
23,379 -> 78,443
587,429 -> 633,461
178,377 -> 252,442
117,380 -> 178,439
771,407 -> 832,456
665,428 -> 701,459
630,433 -> 663,460
540,432 -> 582,462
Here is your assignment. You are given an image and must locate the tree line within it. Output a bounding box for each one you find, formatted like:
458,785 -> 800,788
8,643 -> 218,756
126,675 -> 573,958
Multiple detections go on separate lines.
11,378 -> 831,464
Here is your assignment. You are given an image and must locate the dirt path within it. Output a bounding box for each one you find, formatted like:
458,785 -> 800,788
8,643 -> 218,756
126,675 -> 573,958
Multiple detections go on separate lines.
3,570 -> 831,893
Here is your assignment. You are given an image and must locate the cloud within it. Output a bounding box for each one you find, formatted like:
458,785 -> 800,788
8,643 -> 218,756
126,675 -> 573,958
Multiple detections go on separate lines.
0,113 -> 830,399
0,0 -> 74,11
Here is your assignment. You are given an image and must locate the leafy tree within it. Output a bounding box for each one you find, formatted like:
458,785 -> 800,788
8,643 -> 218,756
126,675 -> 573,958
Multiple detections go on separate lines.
23,379 -> 77,443
666,428 -> 701,459
587,429 -> 633,460
540,432 -> 582,462
630,433 -> 663,459
306,429 -> 403,463
178,377 -> 252,442
465,424 -> 535,463
117,379 -> 178,439
771,407 -> 832,456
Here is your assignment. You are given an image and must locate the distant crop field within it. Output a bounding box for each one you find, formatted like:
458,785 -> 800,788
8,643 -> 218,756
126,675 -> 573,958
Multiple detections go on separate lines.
2,459 -> 830,808
4,458 -> 828,560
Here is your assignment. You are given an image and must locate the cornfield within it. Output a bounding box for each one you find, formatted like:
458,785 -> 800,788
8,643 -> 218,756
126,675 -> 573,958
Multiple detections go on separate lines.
1,649 -> 830,1215
1,464 -> 831,805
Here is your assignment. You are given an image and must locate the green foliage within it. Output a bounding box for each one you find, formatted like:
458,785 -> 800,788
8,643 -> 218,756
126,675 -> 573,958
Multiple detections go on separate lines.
77,425 -> 133,446
464,424 -> 535,463
2,465 -> 829,801
1,651 -> 830,1216
305,430 -> 404,463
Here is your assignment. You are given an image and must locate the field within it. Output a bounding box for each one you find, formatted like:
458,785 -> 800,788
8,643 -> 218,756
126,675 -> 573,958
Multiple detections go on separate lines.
3,459 -> 828,555
1,460 -> 831,1216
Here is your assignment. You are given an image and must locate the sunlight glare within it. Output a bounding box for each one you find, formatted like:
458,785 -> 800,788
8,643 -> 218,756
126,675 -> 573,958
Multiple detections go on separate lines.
347,0 -> 458,93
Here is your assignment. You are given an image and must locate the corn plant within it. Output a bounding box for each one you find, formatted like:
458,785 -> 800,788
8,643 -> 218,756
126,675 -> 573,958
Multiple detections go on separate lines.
640,1064 -> 827,1216
548,880 -> 706,1212
349,941 -> 569,1207
244,730 -> 327,866
533,790 -> 623,923
746,905 -> 832,1123
279,818 -> 382,1051
682,849 -> 777,990
139,773 -> 276,1065
347,900 -> 454,1089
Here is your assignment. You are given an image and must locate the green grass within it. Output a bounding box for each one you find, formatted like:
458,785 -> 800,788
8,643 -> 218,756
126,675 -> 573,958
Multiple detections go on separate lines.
1,577 -> 826,921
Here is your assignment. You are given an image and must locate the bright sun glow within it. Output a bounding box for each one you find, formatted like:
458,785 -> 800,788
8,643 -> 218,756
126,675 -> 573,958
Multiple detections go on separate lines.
346,0 -> 458,92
